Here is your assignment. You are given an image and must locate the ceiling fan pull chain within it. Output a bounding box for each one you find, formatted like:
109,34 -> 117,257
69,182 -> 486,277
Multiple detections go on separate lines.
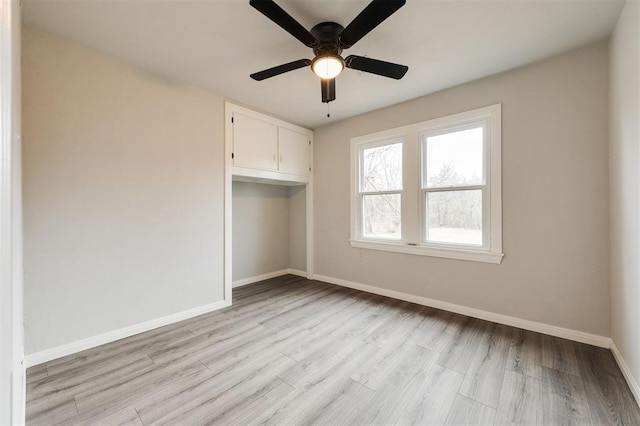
327,102 -> 331,118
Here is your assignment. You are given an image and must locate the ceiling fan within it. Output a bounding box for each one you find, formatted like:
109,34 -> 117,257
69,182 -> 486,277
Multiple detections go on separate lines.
249,0 -> 409,104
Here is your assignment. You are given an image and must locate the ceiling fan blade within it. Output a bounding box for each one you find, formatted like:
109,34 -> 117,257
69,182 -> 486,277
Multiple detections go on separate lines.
345,55 -> 408,79
250,59 -> 312,81
249,0 -> 317,48
339,0 -> 405,48
321,78 -> 336,103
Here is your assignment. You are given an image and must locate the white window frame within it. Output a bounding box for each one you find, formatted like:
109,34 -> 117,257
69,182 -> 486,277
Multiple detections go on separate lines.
350,104 -> 503,264
357,137 -> 404,243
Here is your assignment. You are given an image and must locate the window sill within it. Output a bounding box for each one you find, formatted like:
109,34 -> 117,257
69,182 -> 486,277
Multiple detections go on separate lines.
349,239 -> 504,264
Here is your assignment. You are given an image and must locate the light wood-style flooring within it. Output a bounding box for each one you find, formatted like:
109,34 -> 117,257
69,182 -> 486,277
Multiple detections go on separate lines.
27,275 -> 640,425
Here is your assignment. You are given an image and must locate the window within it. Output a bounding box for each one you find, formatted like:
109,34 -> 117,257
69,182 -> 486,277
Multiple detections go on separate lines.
350,104 -> 503,264
359,140 -> 402,240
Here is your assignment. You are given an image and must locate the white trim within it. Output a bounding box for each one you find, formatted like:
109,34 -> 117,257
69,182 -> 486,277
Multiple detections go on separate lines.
226,102 -> 311,138
25,299 -> 230,368
233,268 -> 309,288
1,0 -> 24,423
488,104 -> 502,254
233,269 -> 289,288
231,166 -> 309,185
349,239 -> 504,264
610,340 -> 640,407
305,140 -> 315,280
287,268 -> 307,278
224,103 -> 233,307
313,274 -> 610,348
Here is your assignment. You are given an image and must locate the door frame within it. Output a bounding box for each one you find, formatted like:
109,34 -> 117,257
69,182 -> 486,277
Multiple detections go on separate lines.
0,0 -> 25,423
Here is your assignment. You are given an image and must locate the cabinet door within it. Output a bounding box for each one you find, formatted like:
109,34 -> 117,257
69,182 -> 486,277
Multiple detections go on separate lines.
278,127 -> 310,176
233,112 -> 278,171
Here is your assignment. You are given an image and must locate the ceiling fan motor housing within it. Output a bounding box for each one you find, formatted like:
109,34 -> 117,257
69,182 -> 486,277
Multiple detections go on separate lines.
310,22 -> 344,57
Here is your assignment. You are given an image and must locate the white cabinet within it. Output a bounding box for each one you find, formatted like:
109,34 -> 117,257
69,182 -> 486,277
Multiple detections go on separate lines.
227,103 -> 312,185
278,127 -> 310,176
232,113 -> 278,172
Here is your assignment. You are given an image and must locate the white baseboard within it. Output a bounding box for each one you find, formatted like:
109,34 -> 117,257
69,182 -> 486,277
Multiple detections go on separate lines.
25,298 -> 230,368
313,274 -> 611,349
26,269 -> 309,367
233,269 -> 289,288
233,268 -> 308,288
611,340 -> 640,407
287,268 -> 307,277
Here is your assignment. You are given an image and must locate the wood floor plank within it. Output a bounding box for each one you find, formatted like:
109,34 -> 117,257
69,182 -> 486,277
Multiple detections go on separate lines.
138,353 -> 295,425
26,364 -> 47,384
351,341 -> 438,391
444,394 -> 496,426
350,348 -> 440,425
224,379 -> 295,426
290,287 -> 364,330
417,310 -> 465,352
231,275 -> 302,300
26,275 -> 640,426
132,367 -> 221,424
541,366 -> 594,425
575,343 -> 640,425
364,302 -> 430,348
279,293 -> 395,363
278,337 -> 376,388
250,342 -> 380,425
43,324 -> 196,378
201,379 -> 293,426
210,285 -> 337,334
73,407 -> 144,426
350,381 -> 412,425
541,334 -> 582,377
508,328 -> 544,379
307,291 -> 387,334
26,355 -> 153,423
147,321 -> 268,365
299,378 -> 376,425
197,324 -> 310,373
233,281 -> 333,315
74,360 -> 206,414
25,396 -> 77,426
28,353 -> 154,403
494,369 -> 543,425
393,363 -> 465,425
257,285 -> 346,330
459,323 -> 511,408
436,317 -> 489,374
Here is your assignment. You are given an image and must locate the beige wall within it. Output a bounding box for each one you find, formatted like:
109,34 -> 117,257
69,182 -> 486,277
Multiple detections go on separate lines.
288,185 -> 307,273
22,28 -> 226,354
232,182 -> 307,281
314,43 -> 610,336
232,181 -> 290,281
610,0 -> 640,394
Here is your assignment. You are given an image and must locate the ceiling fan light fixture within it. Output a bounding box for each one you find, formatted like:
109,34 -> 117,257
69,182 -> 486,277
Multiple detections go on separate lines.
311,54 -> 344,79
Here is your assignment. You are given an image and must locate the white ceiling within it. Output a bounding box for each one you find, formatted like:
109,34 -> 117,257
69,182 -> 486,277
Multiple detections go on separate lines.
22,0 -> 624,129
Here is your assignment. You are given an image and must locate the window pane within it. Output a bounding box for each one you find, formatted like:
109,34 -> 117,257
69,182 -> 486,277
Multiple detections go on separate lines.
363,194 -> 401,239
424,127 -> 483,188
426,190 -> 482,245
362,142 -> 402,192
